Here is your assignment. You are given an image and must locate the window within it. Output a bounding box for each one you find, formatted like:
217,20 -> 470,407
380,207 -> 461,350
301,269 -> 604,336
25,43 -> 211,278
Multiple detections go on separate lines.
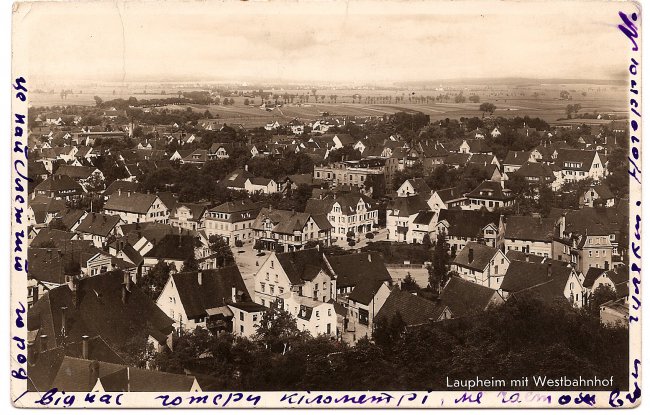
240,312 -> 244,320
260,282 -> 265,291
271,261 -> 274,269
328,309 -> 332,316
316,311 -> 320,318
266,272 -> 269,281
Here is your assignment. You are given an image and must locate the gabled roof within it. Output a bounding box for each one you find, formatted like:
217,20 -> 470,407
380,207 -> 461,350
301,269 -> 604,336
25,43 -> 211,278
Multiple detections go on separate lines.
503,150 -> 531,166
376,288 -> 450,325
504,216 -> 556,242
439,277 -> 501,317
465,180 -> 513,201
35,175 -> 84,193
144,234 -> 199,261
388,195 -> 430,217
305,193 -> 374,216
57,208 -> 87,230
104,180 -> 139,196
172,203 -> 207,222
104,192 -> 157,214
500,260 -> 574,294
413,211 -> 436,225
589,183 -> 615,200
53,165 -> 97,180
348,279 -> 386,305
433,186 -> 466,203
274,249 -> 332,285
437,209 -> 500,238
555,149 -> 598,172
172,266 -> 251,320
402,178 -> 431,195
452,242 -> 500,272
505,250 -> 545,263
31,229 -> 77,247
27,271 -> 174,354
512,161 -> 556,180
583,267 -> 606,289
76,213 -> 121,237
325,251 -> 391,289
253,208 -> 332,234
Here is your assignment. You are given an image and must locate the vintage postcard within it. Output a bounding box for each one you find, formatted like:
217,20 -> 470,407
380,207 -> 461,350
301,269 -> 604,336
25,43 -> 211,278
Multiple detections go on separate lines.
10,0 -> 642,409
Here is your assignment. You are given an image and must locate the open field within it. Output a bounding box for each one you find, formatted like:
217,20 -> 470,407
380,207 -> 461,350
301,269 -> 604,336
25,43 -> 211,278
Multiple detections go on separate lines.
30,81 -> 627,127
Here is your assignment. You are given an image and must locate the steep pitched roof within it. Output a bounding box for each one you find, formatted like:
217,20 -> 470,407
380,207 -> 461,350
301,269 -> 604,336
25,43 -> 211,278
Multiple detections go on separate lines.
76,213 -> 121,237
253,208 -> 331,234
104,192 -> 157,214
555,149 -> 598,172
34,175 -> 84,194
500,260 -> 574,294
439,277 -> 501,317
504,216 -> 556,242
54,165 -> 97,180
584,267 -> 607,289
452,242 -> 499,272
172,266 -> 251,320
465,180 -> 513,201
27,271 -> 174,353
325,251 -> 391,289
31,229 -> 76,247
434,186 -> 466,203
437,209 -> 500,238
144,234 -> 199,261
512,161 -> 556,180
274,249 -> 332,285
388,195 -> 430,217
505,250 -> 545,263
503,150 -> 531,166
376,288 -> 450,325
348,279 -> 386,305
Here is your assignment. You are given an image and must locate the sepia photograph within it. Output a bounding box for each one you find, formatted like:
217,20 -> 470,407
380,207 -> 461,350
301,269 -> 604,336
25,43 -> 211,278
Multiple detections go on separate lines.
10,0 -> 641,408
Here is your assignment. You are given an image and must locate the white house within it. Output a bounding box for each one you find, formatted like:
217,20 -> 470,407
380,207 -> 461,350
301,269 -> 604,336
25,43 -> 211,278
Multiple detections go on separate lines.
278,292 -> 337,338
451,242 -> 510,289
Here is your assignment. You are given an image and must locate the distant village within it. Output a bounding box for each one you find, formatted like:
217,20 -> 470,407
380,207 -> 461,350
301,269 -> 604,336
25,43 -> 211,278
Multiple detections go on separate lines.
25,95 -> 630,392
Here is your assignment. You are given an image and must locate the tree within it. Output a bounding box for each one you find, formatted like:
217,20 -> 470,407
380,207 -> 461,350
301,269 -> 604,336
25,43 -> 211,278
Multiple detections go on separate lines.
401,273 -> 419,293
469,94 -> 480,103
255,303 -> 305,354
94,96 -> 103,107
181,251 -> 199,272
586,285 -> 618,317
208,235 -> 235,267
479,102 -> 496,116
373,312 -> 406,349
138,260 -> 176,300
560,90 -> 571,100
429,232 -> 450,293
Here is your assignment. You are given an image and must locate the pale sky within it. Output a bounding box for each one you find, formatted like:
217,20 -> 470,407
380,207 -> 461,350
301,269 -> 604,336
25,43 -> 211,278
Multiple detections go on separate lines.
13,0 -> 638,84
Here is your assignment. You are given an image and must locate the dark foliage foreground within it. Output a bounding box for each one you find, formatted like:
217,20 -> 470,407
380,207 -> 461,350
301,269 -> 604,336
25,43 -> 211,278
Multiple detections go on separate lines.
154,294 -> 628,391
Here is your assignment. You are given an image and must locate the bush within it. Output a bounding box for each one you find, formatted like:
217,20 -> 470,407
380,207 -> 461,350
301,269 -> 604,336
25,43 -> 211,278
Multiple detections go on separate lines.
235,239 -> 244,248
348,240 -> 356,247
365,232 -> 374,239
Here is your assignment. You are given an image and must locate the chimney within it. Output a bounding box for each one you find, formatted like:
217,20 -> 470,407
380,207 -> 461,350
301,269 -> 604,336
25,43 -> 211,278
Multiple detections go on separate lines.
468,248 -> 474,264
39,334 -> 48,353
368,253 -> 372,262
231,286 -> 237,303
547,262 -> 552,279
244,164 -> 249,172
117,188 -> 121,196
33,285 -> 40,302
61,306 -> 68,339
197,271 -> 202,286
82,335 -> 90,359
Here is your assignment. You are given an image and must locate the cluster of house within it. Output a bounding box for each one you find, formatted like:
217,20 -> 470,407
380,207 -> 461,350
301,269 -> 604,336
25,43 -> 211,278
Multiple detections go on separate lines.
25,112 -> 629,392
